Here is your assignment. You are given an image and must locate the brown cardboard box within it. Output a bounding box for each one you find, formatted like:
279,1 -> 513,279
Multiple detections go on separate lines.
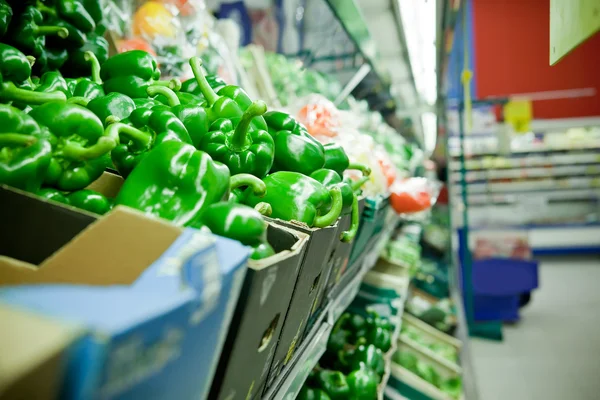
210,223 -> 309,400
0,305 -> 85,400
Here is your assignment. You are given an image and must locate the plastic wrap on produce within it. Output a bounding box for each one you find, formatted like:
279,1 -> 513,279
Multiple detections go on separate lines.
105,0 -> 239,82
389,178 -> 442,221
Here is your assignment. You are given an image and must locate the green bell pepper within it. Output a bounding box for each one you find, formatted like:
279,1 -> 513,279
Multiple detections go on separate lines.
45,17 -> 87,50
101,50 -> 181,99
0,43 -> 31,84
44,46 -> 68,71
250,242 -> 276,260
55,0 -> 96,33
189,57 -> 264,131
217,84 -> 268,130
200,100 -> 274,178
61,32 -> 108,78
87,92 -> 136,127
200,201 -> 275,259
146,85 -> 208,149
365,326 -> 391,352
271,130 -> 325,175
115,141 -> 266,227
28,102 -> 118,191
263,110 -> 307,137
181,73 -> 226,97
315,370 -> 350,400
323,142 -> 371,177
346,366 -> 379,400
242,171 -> 343,228
366,310 -> 393,331
338,338 -> 385,378
36,187 -> 69,204
341,312 -> 366,333
297,386 -> 331,400
310,169 -> 367,242
0,104 -> 52,192
35,71 -> 70,96
67,189 -> 112,214
67,52 -> 104,103
0,0 -> 12,38
105,122 -> 152,177
6,6 -> 68,59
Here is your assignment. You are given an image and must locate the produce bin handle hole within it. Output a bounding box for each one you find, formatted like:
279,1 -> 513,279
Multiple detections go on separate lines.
258,313 -> 280,352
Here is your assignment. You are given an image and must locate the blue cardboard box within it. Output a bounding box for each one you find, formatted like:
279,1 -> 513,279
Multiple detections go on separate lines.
0,189 -> 248,400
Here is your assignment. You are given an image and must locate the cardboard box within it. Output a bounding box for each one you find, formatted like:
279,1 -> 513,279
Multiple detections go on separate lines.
0,184 -> 248,400
263,218 -> 338,391
209,223 -> 309,400
0,305 -> 85,400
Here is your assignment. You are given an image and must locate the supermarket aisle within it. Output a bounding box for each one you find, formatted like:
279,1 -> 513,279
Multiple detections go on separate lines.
470,256 -> 600,400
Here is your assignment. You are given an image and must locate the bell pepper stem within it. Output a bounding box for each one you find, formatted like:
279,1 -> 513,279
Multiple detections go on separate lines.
230,173 -> 266,197
1,82 -> 67,104
57,136 -> 117,161
189,57 -> 219,106
254,202 -> 272,216
151,78 -> 182,91
350,176 -> 370,192
67,96 -> 89,106
347,162 -> 371,177
147,85 -> 181,107
84,51 -> 102,84
35,26 -> 69,38
314,186 -> 342,228
105,123 -> 152,149
36,1 -> 57,16
0,133 -> 38,147
230,100 -> 267,150
340,194 -> 359,242
26,56 -> 36,67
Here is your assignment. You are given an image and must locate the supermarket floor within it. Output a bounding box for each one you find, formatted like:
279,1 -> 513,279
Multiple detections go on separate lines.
470,255 -> 600,400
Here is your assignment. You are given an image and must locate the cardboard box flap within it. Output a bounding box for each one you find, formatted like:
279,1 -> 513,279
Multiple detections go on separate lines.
0,207 -> 182,286
0,304 -> 83,398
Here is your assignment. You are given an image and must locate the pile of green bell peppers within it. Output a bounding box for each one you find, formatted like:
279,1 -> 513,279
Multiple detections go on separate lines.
0,46 -> 373,260
299,310 -> 394,399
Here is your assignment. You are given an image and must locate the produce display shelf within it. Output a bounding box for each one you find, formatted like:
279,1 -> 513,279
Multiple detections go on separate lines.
453,177 -> 600,195
450,164 -> 600,182
264,218 -> 399,400
378,299 -> 405,400
449,145 -> 600,158
450,289 -> 479,400
451,190 -> 600,206
449,152 -> 600,171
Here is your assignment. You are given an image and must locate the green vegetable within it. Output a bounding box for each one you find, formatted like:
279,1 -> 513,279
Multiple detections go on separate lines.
146,85 -> 209,149
0,43 -> 31,83
101,50 -> 181,99
0,0 -> 12,38
44,46 -> 68,71
242,171 -> 343,228
61,32 -> 108,77
315,370 -> 350,400
115,141 -> 265,228
35,71 -> 70,96
0,105 -> 52,192
338,339 -> 385,378
200,201 -> 274,260
66,52 -> 104,103
87,92 -> 136,127
217,84 -> 268,131
263,110 -> 307,137
6,6 -> 68,61
56,0 -> 97,33
189,57 -> 263,129
68,189 -> 111,214
365,326 -> 392,352
323,142 -> 371,178
271,129 -> 325,176
346,366 -> 379,400
310,169 -> 367,242
36,187 -> 69,204
297,386 -> 332,400
28,102 -> 117,191
181,73 -> 226,97
200,100 -> 274,178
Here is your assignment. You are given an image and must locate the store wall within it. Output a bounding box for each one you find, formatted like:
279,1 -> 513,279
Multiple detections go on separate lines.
472,0 -> 600,119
